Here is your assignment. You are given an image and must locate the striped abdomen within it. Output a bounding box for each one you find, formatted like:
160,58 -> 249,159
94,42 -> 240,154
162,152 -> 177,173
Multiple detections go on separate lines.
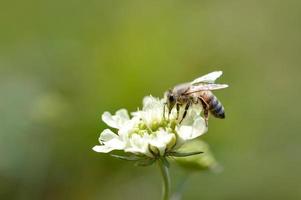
209,94 -> 225,119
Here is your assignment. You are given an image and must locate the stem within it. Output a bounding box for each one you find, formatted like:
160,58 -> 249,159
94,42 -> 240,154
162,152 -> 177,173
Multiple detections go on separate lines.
158,158 -> 171,200
171,173 -> 190,200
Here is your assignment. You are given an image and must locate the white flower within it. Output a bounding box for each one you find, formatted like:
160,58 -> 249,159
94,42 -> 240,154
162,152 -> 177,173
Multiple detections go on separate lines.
93,96 -> 207,158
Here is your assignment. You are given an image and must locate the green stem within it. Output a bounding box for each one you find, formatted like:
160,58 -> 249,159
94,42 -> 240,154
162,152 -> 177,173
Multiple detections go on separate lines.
158,158 -> 171,200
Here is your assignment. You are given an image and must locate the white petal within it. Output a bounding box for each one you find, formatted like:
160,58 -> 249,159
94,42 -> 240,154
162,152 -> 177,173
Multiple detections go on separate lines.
118,116 -> 140,136
95,129 -> 126,152
102,109 -> 130,129
102,112 -> 117,128
134,96 -> 165,126
149,130 -> 175,156
177,117 -> 207,141
125,133 -> 152,157
180,104 -> 202,124
104,138 -> 125,150
92,145 -> 116,153
142,96 -> 163,111
116,109 -> 130,120
99,129 -> 118,142
142,96 -> 157,109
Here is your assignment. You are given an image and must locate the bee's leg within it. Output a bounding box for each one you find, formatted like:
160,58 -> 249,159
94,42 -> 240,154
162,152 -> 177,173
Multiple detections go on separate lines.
168,105 -> 173,116
203,109 -> 210,126
198,97 -> 209,126
179,102 -> 191,124
176,103 -> 180,120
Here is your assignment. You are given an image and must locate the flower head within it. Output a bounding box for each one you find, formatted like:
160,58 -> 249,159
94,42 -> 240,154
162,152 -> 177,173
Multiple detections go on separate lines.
93,96 -> 207,158
93,71 -> 228,200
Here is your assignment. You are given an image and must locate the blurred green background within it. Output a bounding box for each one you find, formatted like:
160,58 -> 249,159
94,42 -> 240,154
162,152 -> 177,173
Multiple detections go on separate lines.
1,0 -> 301,199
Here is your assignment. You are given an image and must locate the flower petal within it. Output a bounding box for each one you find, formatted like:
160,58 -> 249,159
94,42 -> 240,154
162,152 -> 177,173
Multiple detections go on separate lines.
125,133 -> 152,157
149,130 -> 176,156
102,109 -> 130,129
92,145 -> 116,153
177,117 -> 207,141
93,129 -> 126,153
98,129 -> 118,141
142,96 -> 162,110
132,96 -> 165,126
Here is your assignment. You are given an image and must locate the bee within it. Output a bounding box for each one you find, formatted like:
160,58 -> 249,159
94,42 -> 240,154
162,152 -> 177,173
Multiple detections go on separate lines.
164,71 -> 228,125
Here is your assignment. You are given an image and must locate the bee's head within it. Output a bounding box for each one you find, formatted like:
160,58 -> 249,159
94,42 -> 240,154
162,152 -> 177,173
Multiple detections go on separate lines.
165,89 -> 176,114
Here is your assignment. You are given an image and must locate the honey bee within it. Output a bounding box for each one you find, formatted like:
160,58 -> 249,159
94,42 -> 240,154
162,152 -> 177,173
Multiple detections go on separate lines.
164,71 -> 228,125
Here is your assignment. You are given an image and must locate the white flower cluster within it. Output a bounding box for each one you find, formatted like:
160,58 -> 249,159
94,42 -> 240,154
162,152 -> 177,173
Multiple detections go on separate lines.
93,96 -> 207,158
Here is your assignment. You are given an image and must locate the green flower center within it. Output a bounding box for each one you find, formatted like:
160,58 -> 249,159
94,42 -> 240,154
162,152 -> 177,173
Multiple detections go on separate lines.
131,118 -> 178,137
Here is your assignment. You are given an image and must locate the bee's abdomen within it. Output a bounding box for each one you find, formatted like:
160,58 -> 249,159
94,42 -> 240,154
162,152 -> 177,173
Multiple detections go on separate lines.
209,95 -> 225,119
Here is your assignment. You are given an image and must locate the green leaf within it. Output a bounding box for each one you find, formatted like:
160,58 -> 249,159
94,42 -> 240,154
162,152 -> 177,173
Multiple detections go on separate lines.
110,154 -> 141,161
111,154 -> 157,167
168,151 -> 203,157
173,140 -> 221,172
135,158 -> 156,167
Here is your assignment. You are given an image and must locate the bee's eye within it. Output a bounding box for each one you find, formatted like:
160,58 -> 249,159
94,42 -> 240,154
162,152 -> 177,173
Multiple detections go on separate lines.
169,95 -> 175,102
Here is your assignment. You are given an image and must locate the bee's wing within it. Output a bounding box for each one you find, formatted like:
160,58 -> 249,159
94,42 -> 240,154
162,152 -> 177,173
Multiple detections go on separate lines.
186,84 -> 229,94
191,71 -> 223,85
